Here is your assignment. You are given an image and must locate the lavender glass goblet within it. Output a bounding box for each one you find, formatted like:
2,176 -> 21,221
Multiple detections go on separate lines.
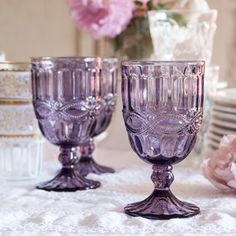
31,57 -> 102,191
76,58 -> 118,176
122,61 -> 205,219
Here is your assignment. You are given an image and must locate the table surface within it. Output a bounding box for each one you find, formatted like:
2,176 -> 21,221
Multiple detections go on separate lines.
1,146 -> 236,236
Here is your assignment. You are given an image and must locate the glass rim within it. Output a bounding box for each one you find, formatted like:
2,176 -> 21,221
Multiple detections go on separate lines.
148,9 -> 217,15
31,56 -> 118,63
122,60 -> 205,67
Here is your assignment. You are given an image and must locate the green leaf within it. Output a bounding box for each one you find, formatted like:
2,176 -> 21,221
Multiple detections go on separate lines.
147,0 -> 153,10
171,13 -> 187,27
134,0 -> 143,6
156,3 -> 166,10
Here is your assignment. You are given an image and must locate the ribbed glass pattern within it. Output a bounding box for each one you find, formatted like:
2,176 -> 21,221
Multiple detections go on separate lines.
31,57 -> 103,147
0,137 -> 43,180
93,59 -> 118,136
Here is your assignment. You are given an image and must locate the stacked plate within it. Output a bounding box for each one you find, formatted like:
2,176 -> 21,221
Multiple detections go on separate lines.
206,88 -> 236,154
0,61 -> 44,180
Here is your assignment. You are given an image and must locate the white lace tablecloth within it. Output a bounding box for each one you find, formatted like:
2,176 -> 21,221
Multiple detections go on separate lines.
1,147 -> 236,236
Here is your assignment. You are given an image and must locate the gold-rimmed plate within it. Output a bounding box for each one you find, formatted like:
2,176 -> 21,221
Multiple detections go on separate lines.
0,61 -> 31,71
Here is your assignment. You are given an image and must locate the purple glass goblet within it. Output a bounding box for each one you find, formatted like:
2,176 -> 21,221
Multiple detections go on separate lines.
122,61 -> 205,219
76,58 -> 118,176
31,57 -> 103,191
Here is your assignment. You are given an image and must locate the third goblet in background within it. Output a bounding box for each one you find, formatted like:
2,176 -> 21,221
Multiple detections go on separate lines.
76,58 -> 118,176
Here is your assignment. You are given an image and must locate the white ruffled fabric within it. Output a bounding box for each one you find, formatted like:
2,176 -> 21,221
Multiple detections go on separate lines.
0,148 -> 236,236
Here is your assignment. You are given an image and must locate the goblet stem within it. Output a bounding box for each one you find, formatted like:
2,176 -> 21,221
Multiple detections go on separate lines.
76,138 -> 115,176
124,164 -> 200,219
36,147 -> 100,192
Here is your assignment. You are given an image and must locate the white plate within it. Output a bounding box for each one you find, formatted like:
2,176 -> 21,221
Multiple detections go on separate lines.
213,88 -> 236,105
207,138 -> 219,149
211,118 -> 236,129
208,124 -> 236,136
208,129 -> 223,138
213,104 -> 236,114
94,131 -> 108,143
208,128 -> 224,139
212,110 -> 236,121
217,81 -> 228,90
205,146 -> 217,153
207,132 -> 222,142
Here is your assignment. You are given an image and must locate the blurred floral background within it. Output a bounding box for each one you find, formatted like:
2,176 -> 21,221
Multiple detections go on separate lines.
0,0 -> 235,86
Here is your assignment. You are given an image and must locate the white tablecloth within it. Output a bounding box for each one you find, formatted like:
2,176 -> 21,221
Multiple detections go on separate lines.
1,147 -> 236,236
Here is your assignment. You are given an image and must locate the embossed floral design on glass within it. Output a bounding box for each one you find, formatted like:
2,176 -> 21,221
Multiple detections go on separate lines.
148,10 -> 217,64
122,61 -> 205,219
76,58 -> 118,176
31,57 -> 103,191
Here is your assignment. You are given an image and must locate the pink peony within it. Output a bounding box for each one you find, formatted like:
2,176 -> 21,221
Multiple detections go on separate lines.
67,0 -> 135,38
202,135 -> 236,192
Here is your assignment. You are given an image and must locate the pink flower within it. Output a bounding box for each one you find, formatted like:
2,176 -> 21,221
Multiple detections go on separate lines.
202,135 -> 236,192
67,0 -> 135,38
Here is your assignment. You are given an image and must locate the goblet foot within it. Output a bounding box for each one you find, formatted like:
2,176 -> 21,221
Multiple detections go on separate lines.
125,164 -> 200,219
124,189 -> 200,220
76,156 -> 115,176
36,167 -> 101,192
